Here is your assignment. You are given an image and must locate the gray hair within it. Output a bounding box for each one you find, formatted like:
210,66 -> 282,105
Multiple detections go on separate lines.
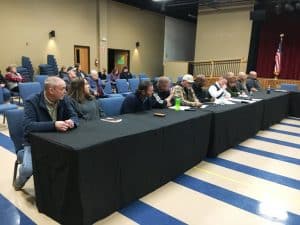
44,76 -> 65,90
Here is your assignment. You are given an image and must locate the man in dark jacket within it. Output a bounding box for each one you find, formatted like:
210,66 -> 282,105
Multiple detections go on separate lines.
121,80 -> 169,114
192,74 -> 210,102
14,76 -> 79,191
246,71 -> 262,92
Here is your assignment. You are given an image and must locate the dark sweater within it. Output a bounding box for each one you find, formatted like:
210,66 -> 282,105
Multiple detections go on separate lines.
192,84 -> 210,102
121,93 -> 160,114
120,72 -> 133,81
69,97 -> 105,120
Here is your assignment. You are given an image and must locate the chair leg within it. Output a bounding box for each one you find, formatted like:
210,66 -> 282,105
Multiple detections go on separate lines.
12,160 -> 18,185
2,113 -> 6,124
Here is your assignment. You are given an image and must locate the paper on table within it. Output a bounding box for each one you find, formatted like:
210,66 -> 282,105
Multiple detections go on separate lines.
214,99 -> 235,105
100,117 -> 122,123
169,106 -> 191,111
201,105 -> 208,109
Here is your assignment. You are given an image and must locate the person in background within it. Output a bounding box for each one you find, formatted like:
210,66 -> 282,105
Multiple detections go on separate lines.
192,74 -> 210,102
15,77 -> 79,191
120,66 -> 132,81
75,63 -> 87,78
99,68 -> 107,80
0,70 -> 11,102
63,66 -> 77,91
88,70 -> 106,98
225,72 -> 240,97
208,75 -> 231,101
110,67 -> 120,88
5,65 -> 24,92
171,74 -> 202,107
59,66 -> 68,79
121,80 -> 169,114
246,71 -> 261,92
236,72 -> 249,95
68,78 -> 105,120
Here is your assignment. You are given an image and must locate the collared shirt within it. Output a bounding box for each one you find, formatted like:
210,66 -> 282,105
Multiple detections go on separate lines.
44,92 -> 58,121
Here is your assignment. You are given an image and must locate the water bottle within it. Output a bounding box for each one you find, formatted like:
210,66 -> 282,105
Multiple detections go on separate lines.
267,85 -> 271,94
175,97 -> 181,111
249,90 -> 253,100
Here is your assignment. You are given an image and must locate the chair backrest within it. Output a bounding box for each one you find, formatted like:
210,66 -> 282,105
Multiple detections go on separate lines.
280,83 -> 298,92
19,82 -> 42,102
140,77 -> 150,83
128,78 -> 139,92
98,96 -> 125,116
6,109 -> 24,152
35,75 -> 48,90
116,79 -> 129,93
103,81 -> 113,94
139,73 -> 148,79
0,88 -> 4,104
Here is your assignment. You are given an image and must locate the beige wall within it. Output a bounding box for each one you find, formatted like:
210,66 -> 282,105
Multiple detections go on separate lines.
0,0 -> 98,74
194,9 -> 252,65
163,61 -> 188,81
107,1 -> 164,77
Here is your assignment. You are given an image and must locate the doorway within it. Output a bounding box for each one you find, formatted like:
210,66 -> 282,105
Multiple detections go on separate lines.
107,48 -> 130,74
74,45 -> 90,73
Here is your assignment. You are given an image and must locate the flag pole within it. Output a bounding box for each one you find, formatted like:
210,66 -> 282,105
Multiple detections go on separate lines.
274,33 -> 284,80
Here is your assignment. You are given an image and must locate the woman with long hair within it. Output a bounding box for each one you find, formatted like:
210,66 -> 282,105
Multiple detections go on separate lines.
68,78 -> 105,120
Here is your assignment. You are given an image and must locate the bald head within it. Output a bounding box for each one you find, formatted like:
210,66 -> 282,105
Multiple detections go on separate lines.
249,71 -> 257,79
157,76 -> 170,92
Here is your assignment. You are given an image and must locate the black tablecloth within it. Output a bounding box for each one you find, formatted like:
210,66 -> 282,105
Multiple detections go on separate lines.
253,91 -> 289,129
289,91 -> 300,118
30,109 -> 212,225
202,100 -> 264,157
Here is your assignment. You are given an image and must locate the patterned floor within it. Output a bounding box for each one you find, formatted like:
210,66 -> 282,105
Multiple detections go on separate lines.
0,115 -> 300,225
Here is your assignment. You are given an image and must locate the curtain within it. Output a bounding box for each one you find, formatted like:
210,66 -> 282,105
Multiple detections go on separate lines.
256,15 -> 300,80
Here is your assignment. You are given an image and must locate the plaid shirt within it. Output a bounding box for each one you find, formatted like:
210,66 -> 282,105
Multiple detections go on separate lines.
171,85 -> 200,107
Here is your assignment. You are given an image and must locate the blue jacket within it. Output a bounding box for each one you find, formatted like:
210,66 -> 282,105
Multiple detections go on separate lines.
87,77 -> 103,93
121,93 -> 152,114
23,92 -> 79,144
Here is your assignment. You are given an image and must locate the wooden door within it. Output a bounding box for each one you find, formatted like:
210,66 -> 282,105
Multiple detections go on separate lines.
74,45 -> 90,73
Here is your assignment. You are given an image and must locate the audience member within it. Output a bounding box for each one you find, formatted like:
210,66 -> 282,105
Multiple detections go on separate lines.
120,66 -> 133,81
192,74 -> 210,102
63,66 -> 77,90
88,70 -> 106,98
246,71 -> 261,92
59,66 -> 68,79
236,72 -> 249,94
16,77 -> 79,191
0,70 -> 11,102
5,65 -> 24,92
68,78 -> 105,120
171,74 -> 202,107
75,63 -> 87,78
225,72 -> 239,97
208,75 -> 231,101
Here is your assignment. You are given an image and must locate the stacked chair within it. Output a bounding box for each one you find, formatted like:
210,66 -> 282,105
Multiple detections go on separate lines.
47,55 -> 59,75
21,56 -> 34,81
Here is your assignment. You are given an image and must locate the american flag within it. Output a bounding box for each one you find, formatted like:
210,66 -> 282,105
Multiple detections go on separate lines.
274,36 -> 283,75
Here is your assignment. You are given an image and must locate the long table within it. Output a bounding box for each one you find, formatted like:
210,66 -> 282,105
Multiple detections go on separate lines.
289,91 -> 300,118
202,91 -> 289,157
30,109 -> 212,225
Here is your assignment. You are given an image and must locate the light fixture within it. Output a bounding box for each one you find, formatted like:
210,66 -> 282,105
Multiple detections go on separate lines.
49,30 -> 55,39
135,42 -> 140,48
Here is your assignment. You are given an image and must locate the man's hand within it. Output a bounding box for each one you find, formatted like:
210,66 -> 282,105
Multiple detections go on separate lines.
55,121 -> 69,132
0,84 -> 5,87
194,102 -> 202,108
251,88 -> 258,92
65,119 -> 75,129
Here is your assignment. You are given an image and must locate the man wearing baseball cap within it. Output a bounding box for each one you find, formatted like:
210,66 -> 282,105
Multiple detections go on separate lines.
171,74 -> 202,107
63,66 -> 77,91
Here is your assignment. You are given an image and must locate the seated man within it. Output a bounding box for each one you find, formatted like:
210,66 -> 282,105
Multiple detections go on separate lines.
153,76 -> 173,108
246,71 -> 261,92
63,66 -> 77,91
0,69 -> 11,102
120,66 -> 133,81
192,74 -> 210,102
88,70 -> 106,98
236,72 -> 249,95
14,76 -> 79,191
121,80 -> 168,114
5,65 -> 24,92
208,75 -> 231,101
171,74 -> 202,107
225,72 -> 240,97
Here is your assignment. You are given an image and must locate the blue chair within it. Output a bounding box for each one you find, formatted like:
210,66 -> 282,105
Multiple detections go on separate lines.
35,75 -> 48,89
280,83 -> 298,92
128,78 -> 139,92
177,75 -> 183,83
19,82 -> 42,103
98,96 -> 125,116
140,77 -> 150,83
6,109 -> 25,185
116,79 -> 132,96
103,81 -> 122,98
139,73 -> 148,79
0,88 -> 18,123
